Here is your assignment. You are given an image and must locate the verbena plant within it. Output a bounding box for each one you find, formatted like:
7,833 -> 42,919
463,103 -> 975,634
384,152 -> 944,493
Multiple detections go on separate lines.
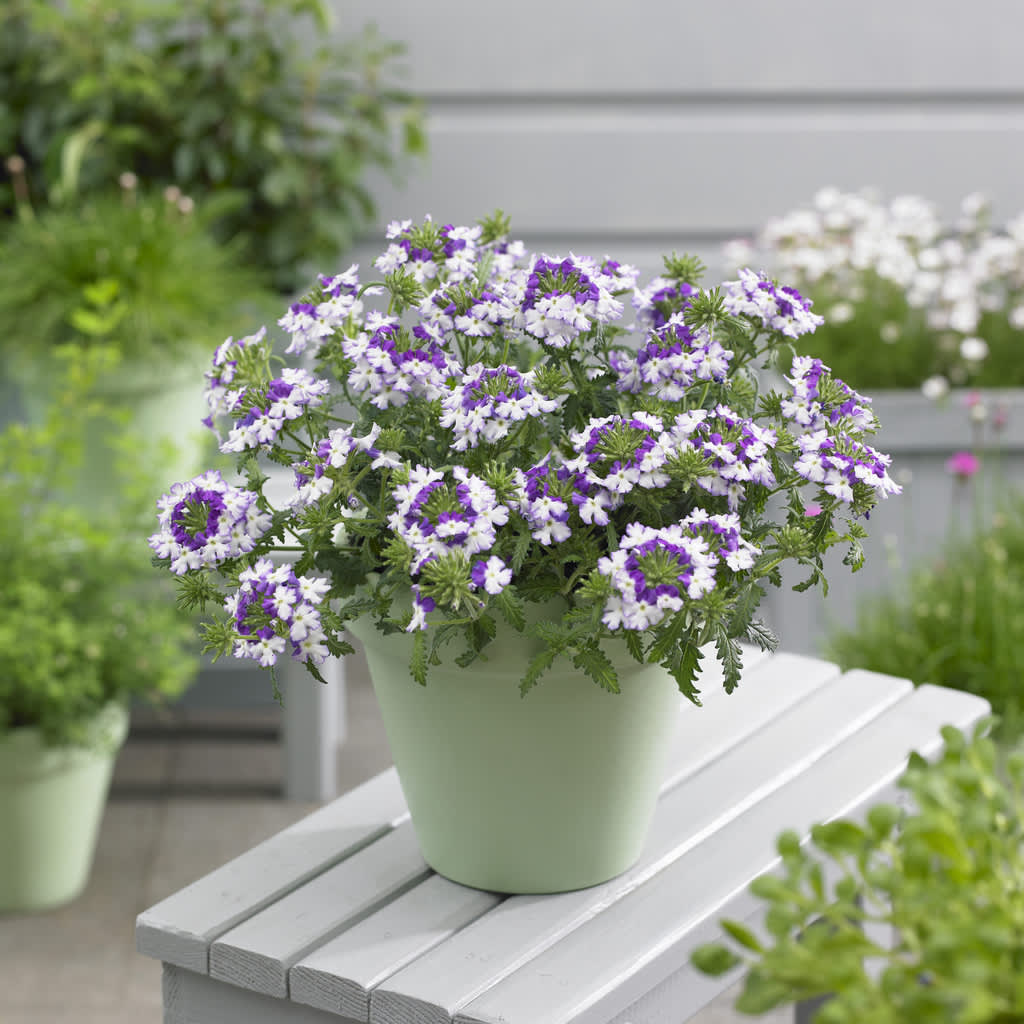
693,723 -> 1024,1023
0,0 -> 425,292
726,188 -> 1024,393
150,212 -> 902,698
0,347 -> 197,745
824,494 -> 1024,743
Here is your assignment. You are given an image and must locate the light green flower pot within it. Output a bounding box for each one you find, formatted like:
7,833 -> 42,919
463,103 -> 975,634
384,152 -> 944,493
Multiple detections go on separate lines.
349,613 -> 683,894
0,702 -> 129,913
5,347 -> 212,509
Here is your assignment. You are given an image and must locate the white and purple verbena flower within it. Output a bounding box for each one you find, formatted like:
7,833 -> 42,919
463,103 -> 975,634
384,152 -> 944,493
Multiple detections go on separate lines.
610,315 -> 733,400
598,513 -> 760,631
722,268 -> 825,339
150,472 -> 272,574
226,558 -> 330,667
439,364 -> 564,450
220,369 -> 331,453
389,465 -> 510,575
154,212 -> 904,696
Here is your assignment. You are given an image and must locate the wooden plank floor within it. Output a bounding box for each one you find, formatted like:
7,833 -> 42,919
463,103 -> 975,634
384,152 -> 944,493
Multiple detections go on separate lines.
0,651 -> 789,1024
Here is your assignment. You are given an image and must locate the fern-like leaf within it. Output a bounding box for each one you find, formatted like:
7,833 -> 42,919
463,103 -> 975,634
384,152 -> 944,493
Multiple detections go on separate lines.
572,643 -> 620,693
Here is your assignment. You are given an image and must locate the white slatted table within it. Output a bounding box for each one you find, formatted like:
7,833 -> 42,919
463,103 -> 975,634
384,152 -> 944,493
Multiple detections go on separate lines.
137,651 -> 990,1024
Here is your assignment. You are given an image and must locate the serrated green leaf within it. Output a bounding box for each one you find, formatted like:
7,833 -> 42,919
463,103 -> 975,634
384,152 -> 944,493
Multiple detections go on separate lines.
729,582 -> 766,636
648,613 -> 687,663
745,618 -> 779,653
572,643 -> 619,693
520,647 -> 558,695
624,630 -> 645,663
410,630 -> 428,685
665,643 -> 703,704
511,529 -> 533,572
494,588 -> 526,631
715,629 -> 743,694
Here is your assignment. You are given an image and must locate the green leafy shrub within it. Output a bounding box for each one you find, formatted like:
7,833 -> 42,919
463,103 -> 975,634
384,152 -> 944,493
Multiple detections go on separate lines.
823,497 -> 1024,743
0,182 -> 275,365
0,0 -> 425,292
693,723 -> 1024,1023
0,347 -> 198,744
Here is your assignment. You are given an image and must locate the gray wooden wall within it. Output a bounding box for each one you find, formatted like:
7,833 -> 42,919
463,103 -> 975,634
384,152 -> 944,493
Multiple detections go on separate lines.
341,0 -> 1024,279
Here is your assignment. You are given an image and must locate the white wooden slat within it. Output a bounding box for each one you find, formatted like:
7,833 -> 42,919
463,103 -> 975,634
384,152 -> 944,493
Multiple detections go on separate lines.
369,663 -> 911,1024
163,965 -> 349,1024
364,110 -> 1024,237
454,684 -> 990,1024
135,769 -> 408,973
340,0 -> 1024,95
210,821 -> 430,998
661,652 -> 839,789
290,875 -> 504,1018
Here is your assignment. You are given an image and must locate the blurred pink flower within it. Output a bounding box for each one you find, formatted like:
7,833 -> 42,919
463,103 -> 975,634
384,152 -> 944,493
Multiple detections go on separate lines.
946,451 -> 980,481
803,502 -> 823,517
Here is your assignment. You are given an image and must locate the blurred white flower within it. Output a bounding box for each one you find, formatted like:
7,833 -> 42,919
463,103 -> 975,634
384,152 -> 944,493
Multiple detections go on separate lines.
959,336 -> 989,362
921,375 -> 950,400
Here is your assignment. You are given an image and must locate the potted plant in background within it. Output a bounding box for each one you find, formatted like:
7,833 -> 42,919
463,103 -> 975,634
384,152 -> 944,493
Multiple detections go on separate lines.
0,166 -> 276,511
0,347 -> 198,913
0,0 -> 425,293
151,211 -> 901,894
692,722 -> 1024,1023
724,188 -> 1024,654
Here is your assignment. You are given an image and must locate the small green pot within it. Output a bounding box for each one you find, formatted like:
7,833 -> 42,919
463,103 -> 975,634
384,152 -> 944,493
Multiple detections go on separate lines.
0,702 -> 129,913
349,612 -> 682,894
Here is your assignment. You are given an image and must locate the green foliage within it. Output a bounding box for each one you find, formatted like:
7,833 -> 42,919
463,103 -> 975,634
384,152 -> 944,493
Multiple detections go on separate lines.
0,347 -> 198,745
0,187 -> 275,362
0,0 -> 425,292
692,723 -> 1024,1023
825,498 -> 1024,742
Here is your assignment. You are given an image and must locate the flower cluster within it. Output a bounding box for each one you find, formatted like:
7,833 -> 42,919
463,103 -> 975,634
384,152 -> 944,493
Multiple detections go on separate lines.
154,212 -> 901,697
389,465 -> 510,574
226,559 -> 330,667
439,364 -> 563,450
220,370 -> 331,453
609,316 -> 733,399
721,268 -> 824,339
727,187 -> 1024,391
598,513 -> 759,631
150,472 -> 272,574
278,266 -> 363,357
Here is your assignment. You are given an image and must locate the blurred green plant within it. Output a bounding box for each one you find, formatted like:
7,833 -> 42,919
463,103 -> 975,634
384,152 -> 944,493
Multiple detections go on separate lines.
0,346 -> 198,745
823,494 -> 1024,743
0,178 -> 275,363
693,723 -> 1024,1023
0,0 -> 426,292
